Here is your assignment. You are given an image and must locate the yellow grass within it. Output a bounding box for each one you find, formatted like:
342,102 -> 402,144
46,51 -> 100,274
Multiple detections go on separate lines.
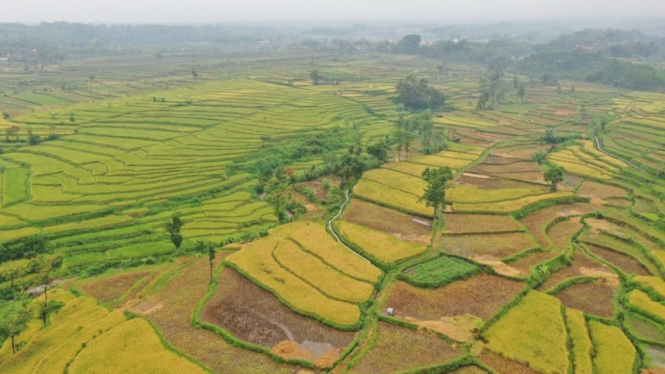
288,223 -> 381,283
484,291 -> 568,374
336,220 -> 426,264
353,179 -> 432,217
628,290 -> 665,320
453,191 -> 574,213
588,321 -> 636,374
382,160 -> 432,177
633,276 -> 665,298
226,223 -> 361,326
68,318 -> 207,374
273,239 -> 374,303
364,168 -> 426,197
548,158 -> 611,180
565,309 -> 593,374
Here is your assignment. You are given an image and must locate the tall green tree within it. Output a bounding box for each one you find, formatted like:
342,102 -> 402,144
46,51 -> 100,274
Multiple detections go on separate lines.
544,164 -> 565,191
418,166 -> 453,216
165,213 -> 184,254
310,70 -> 320,85
0,303 -> 32,354
194,240 -> 217,285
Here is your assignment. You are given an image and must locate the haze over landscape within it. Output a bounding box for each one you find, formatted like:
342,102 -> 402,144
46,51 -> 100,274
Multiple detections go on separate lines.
1,1 -> 665,374
4,0 -> 665,23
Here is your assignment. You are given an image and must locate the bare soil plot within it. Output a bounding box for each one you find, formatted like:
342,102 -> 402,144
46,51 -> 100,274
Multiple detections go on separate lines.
202,268 -> 354,366
453,175 -> 538,190
386,275 -> 524,321
132,258 -> 296,374
342,199 -> 431,244
469,161 -> 542,175
554,280 -> 617,317
352,322 -> 459,373
297,177 -> 340,202
441,232 -> 538,259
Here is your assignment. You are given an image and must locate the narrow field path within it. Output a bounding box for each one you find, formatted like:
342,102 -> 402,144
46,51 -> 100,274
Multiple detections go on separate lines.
328,189 -> 371,264
593,135 -> 647,173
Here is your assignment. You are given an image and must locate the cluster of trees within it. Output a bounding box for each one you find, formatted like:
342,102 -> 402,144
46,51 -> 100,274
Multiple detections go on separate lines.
393,111 -> 447,159
395,75 -> 447,111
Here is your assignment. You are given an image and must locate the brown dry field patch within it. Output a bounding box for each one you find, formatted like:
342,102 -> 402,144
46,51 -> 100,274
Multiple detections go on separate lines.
473,256 -> 525,278
469,161 -> 542,175
78,270 -> 150,305
441,232 -> 538,259
343,199 -> 432,244
519,202 -> 597,248
132,257 -> 296,374
293,192 -> 326,220
578,181 -> 628,200
491,145 -> 551,160
605,197 -> 631,207
201,267 -> 353,361
453,176 -> 539,190
547,217 -> 583,249
507,250 -> 560,274
554,281 -> 617,317
538,249 -> 614,291
410,314 -> 481,343
482,155 -> 524,165
493,171 -> 547,184
442,214 -> 522,234
352,322 -> 459,373
585,244 -> 650,276
386,275 -> 524,321
479,351 -> 541,374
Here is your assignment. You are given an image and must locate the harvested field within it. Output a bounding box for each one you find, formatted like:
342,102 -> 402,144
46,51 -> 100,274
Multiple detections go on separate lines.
469,161 -> 542,175
442,213 -> 523,234
554,280 -> 617,317
546,217 -> 583,249
507,250 -> 561,274
441,232 -> 538,259
519,202 -> 598,248
202,268 -> 354,366
453,175 -> 539,190
479,351 -> 541,374
585,244 -> 650,276
342,199 -> 431,244
538,249 -> 614,291
352,322 -> 459,373
577,181 -> 628,200
386,275 -> 524,321
132,257 -> 296,374
77,269 -> 151,305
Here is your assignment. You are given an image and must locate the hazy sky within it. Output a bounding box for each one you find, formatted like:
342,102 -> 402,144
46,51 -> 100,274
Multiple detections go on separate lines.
3,0 -> 664,24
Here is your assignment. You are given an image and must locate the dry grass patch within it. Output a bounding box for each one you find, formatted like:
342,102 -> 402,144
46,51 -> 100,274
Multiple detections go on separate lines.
78,269 -> 151,305
353,179 -> 431,217
538,249 -> 614,291
519,202 -> 598,248
441,232 -> 538,259
577,181 -> 628,200
554,280 -> 617,318
547,218 -> 583,249
386,275 -> 523,321
586,244 -> 650,276
442,213 -> 522,234
342,199 -> 431,244
453,191 -> 574,213
479,351 -> 542,374
507,249 -> 561,274
352,322 -> 460,373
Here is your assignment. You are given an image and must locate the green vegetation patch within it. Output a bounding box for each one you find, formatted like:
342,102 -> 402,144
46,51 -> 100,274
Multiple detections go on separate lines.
401,255 -> 480,288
